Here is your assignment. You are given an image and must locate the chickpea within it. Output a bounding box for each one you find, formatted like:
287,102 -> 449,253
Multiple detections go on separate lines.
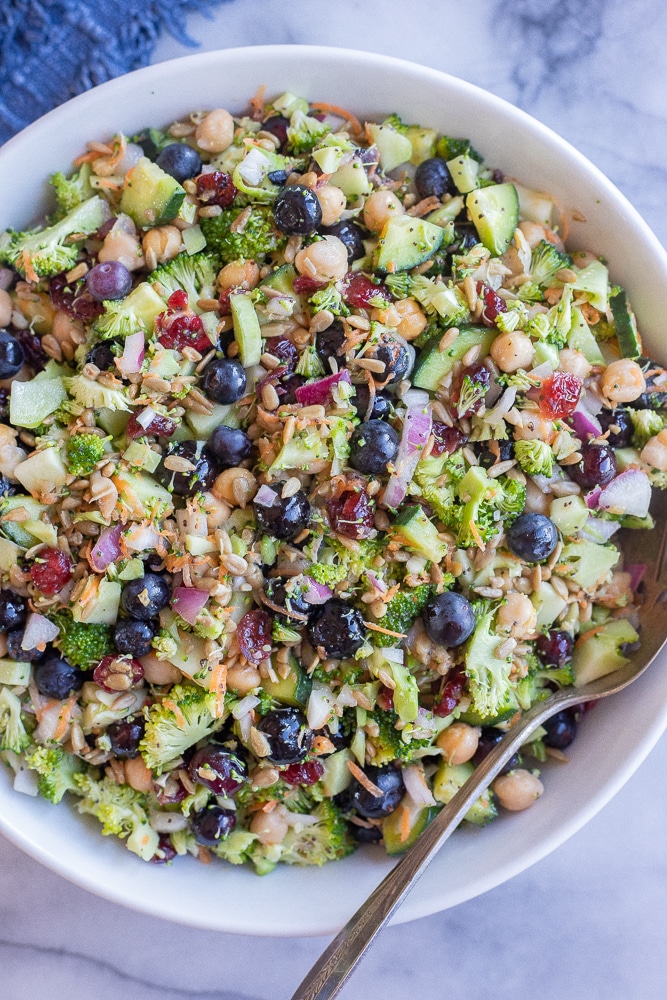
52,309 -> 85,347
497,592 -> 537,639
493,769 -> 544,811
217,259 -> 260,292
0,289 -> 12,328
436,722 -> 481,765
600,358 -> 646,404
316,184 -> 347,226
99,225 -> 144,272
250,803 -> 289,846
212,467 -> 257,507
124,756 -> 154,793
200,490 -> 232,529
523,477 -> 551,515
558,348 -> 591,381
195,108 -> 235,153
641,429 -> 667,471
518,220 -> 549,248
490,330 -> 534,373
227,662 -> 262,696
141,226 -> 183,271
294,235 -> 348,283
514,411 -> 554,444
140,651 -> 183,686
362,189 -> 404,233
393,297 -> 428,341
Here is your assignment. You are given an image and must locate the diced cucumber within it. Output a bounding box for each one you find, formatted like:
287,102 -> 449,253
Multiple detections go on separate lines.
532,340 -> 559,369
383,800 -> 440,855
530,581 -> 567,629
466,183 -> 519,256
549,495 -> 589,537
614,447 -> 642,471
365,123 -> 413,173
261,654 -> 312,707
426,196 -> 465,227
182,224 -> 207,256
0,536 -> 22,570
513,182 -> 557,228
261,263 -> 297,297
230,293 -> 262,368
573,618 -> 639,687
120,156 -> 186,227
114,470 -> 174,511
433,761 -> 498,826
571,260 -> 609,312
72,579 -> 121,625
319,748 -> 353,798
328,159 -> 371,201
9,376 -> 67,429
186,403 -> 241,439
558,539 -> 619,593
568,306 -> 605,365
167,630 -> 209,685
610,288 -> 641,359
0,496 -> 48,547
0,658 -> 31,686
405,126 -> 437,165
97,406 -> 130,438
390,505 -> 447,562
446,154 -> 480,194
374,216 -> 444,274
412,326 -> 495,391
122,441 -> 162,473
122,282 -> 167,335
14,448 -> 67,496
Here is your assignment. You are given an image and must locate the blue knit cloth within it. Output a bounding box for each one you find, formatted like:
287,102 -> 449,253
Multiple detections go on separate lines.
0,0 -> 231,144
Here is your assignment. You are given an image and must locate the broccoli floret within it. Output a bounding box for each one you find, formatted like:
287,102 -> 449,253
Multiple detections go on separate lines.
140,683 -> 227,773
544,284 -> 573,348
0,687 -> 30,754
66,431 -> 106,476
64,374 -> 132,413
274,799 -> 354,867
150,252 -> 220,311
374,584 -> 435,648
383,113 -> 409,134
436,135 -> 483,163
629,408 -> 665,448
309,282 -> 349,317
456,465 -> 504,549
151,632 -> 179,661
0,196 -> 108,279
49,610 -> 114,669
367,708 -> 432,766
496,475 -> 527,518
74,772 -> 159,860
50,162 -> 94,218
408,275 -> 469,325
464,606 -> 513,721
530,240 -> 572,287
286,109 -> 331,155
200,206 -> 287,264
306,537 -> 381,589
25,744 -> 84,803
514,439 -> 554,477
384,272 -> 412,298
514,658 -> 575,711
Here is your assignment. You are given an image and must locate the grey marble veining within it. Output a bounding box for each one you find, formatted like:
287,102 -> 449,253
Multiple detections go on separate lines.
2,2 -> 667,998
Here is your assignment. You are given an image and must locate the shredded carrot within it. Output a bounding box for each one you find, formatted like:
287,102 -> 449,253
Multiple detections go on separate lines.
22,251 -> 39,284
73,149 -> 100,167
209,660 -> 228,719
54,697 -> 76,742
575,626 -> 606,646
96,178 -> 121,191
249,84 -> 267,120
76,575 -> 101,619
163,699 -> 186,729
468,520 -> 486,551
399,803 -> 412,843
363,621 -> 407,639
348,760 -> 383,797
309,101 -> 363,137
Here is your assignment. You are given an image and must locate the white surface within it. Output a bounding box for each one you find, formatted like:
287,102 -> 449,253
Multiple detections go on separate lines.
1,0 -> 667,994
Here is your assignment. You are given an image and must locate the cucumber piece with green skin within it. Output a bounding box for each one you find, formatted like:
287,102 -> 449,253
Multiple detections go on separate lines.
432,761 -> 497,826
573,618 -> 639,687
390,505 -> 447,562
610,288 -> 641,359
261,654 -> 312,707
405,126 -> 437,166
466,183 -> 519,256
320,748 -> 353,798
530,580 -> 568,630
412,326 -> 496,391
261,263 -> 298,296
558,539 -> 619,593
186,403 -> 241,439
446,154 -> 480,194
568,306 -> 605,365
122,282 -> 167,334
328,159 -> 371,201
9,376 -> 67,429
72,579 -> 121,625
0,658 -> 31,685
383,800 -> 440,855
374,215 -> 444,274
120,157 -> 186,227
365,123 -> 413,173
0,496 -> 50,548
230,292 -> 262,367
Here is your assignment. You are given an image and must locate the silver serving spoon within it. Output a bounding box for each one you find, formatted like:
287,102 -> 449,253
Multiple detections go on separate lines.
291,504 -> 667,1000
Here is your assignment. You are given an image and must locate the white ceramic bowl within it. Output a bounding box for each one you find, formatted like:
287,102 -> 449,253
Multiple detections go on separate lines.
2,45 -> 667,937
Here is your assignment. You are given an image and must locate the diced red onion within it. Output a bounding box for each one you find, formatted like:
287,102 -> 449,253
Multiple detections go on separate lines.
171,586 -> 209,625
382,647 -> 405,664
306,681 -> 336,730
116,142 -> 144,175
402,388 -> 429,410
149,811 -> 189,833
530,361 -> 554,380
598,468 -> 652,518
295,369 -> 352,406
124,524 -> 162,552
365,569 -> 387,593
231,694 -> 261,720
384,404 -> 432,509
585,486 -> 602,509
402,765 -> 437,808
580,516 -> 621,543
571,400 -> 602,440
303,577 -> 333,605
254,484 -> 279,507
237,146 -> 272,186
335,685 -> 358,709
89,524 -> 122,571
116,331 -> 145,375
625,563 -> 647,591
13,764 -> 39,797
21,612 -> 60,651
580,388 -> 603,416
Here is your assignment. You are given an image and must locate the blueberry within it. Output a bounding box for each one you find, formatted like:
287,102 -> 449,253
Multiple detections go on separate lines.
414,157 -> 453,199
352,824 -> 383,844
261,115 -> 290,149
0,590 -> 26,632
188,746 -> 248,794
473,728 -> 520,774
568,443 -> 617,490
351,383 -> 393,421
506,513 -> 559,564
0,475 -> 17,498
306,599 -> 367,659
252,485 -> 310,540
543,710 -> 577,750
191,805 -> 236,846
0,330 -> 25,379
320,220 -> 366,262
256,707 -> 314,764
113,618 -> 156,657
5,629 -> 42,662
348,419 -> 399,475
364,336 -> 413,384
207,425 -> 251,467
351,764 -> 404,819
315,321 -> 347,364
273,185 -> 322,235
34,653 -> 84,700
121,573 -> 170,620
422,592 -> 476,648
85,341 -> 117,371
156,142 -> 202,182
156,440 -> 220,496
264,577 -> 313,622
280,373 -> 307,404
596,408 -> 633,449
478,439 -> 514,468
201,357 -> 247,405
107,717 -> 145,759
86,261 -> 132,301
267,169 -> 289,185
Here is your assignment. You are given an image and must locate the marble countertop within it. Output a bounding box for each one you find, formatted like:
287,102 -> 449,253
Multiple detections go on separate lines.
3,2 -> 667,997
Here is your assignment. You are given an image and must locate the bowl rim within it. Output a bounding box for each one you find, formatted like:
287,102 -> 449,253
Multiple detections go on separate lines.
2,42 -> 667,937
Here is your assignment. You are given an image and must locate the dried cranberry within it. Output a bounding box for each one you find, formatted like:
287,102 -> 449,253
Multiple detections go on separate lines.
218,289 -> 232,315
30,548 -> 73,595
167,290 -> 189,311
237,609 -> 273,664
151,834 -> 178,864
262,114 -> 290,148
326,487 -> 375,540
476,282 -> 507,327
450,363 -> 491,418
265,337 -> 299,373
433,668 -> 467,717
293,275 -> 325,296
282,760 -> 325,786
93,655 -> 144,692
14,328 -> 48,373
158,313 -> 211,354
535,629 -> 574,668
342,273 -> 392,309
196,171 -> 237,208
539,371 -> 582,420
376,686 -> 394,712
125,409 -> 177,440
431,421 -> 467,456
279,374 -> 307,403
49,273 -> 105,322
